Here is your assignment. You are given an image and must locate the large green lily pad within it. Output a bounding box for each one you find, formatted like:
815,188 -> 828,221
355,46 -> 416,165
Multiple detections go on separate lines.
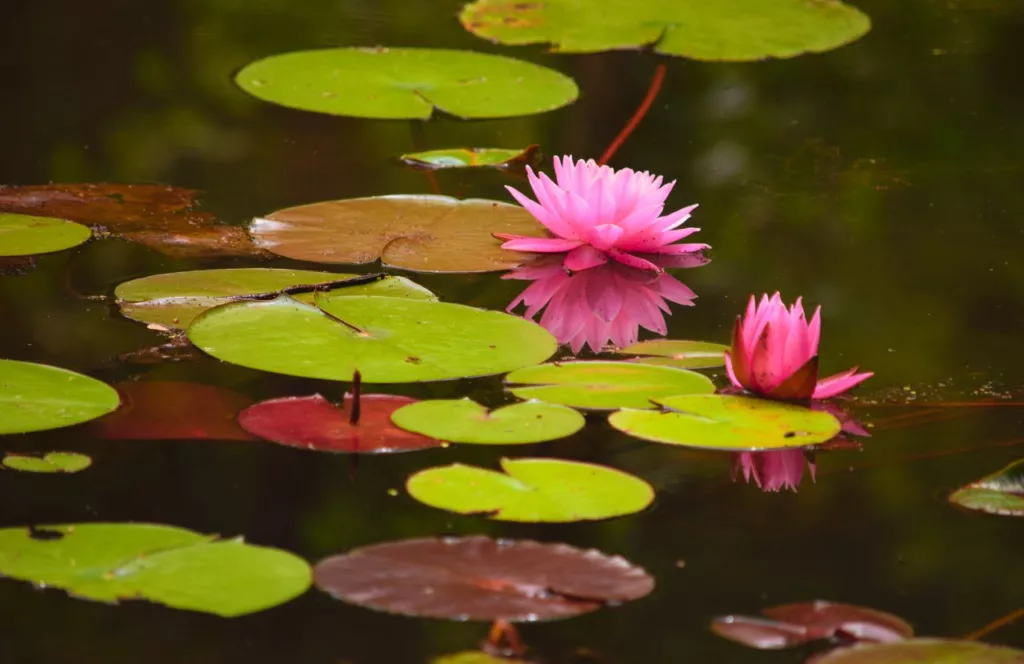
813,639 -> 1024,664
949,458 -> 1024,517
391,398 -> 585,444
251,195 -> 546,273
617,339 -> 728,369
399,145 -> 538,171
235,47 -> 578,119
188,294 -> 556,383
460,0 -> 870,61
115,268 -> 435,330
0,212 -> 91,256
609,394 -> 841,450
505,361 -> 715,410
2,452 -> 92,473
406,457 -> 654,522
434,652 -> 528,664
0,360 -> 120,435
0,523 -> 311,616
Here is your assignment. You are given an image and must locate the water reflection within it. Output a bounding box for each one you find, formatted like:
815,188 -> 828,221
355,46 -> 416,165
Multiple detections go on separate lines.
732,449 -> 816,493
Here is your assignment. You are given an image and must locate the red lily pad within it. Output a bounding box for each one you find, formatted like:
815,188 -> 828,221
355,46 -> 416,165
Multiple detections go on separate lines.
313,536 -> 654,621
238,393 -> 442,454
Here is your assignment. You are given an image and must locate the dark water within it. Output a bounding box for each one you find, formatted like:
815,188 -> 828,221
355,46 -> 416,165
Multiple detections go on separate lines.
2,0 -> 1023,661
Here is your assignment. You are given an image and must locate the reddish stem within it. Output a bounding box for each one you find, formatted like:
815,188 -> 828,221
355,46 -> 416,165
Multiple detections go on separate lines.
964,607 -> 1024,641
485,619 -> 527,658
349,370 -> 362,426
598,62 -> 667,166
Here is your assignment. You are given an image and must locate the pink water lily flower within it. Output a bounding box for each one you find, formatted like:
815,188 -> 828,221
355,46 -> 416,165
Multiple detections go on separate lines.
495,156 -> 707,272
725,293 -> 873,401
733,449 -> 815,493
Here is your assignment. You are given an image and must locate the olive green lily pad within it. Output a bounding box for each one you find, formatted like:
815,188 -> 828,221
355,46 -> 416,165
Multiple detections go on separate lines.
115,268 -> 435,330
391,398 -> 584,445
617,339 -> 728,369
400,145 -> 539,171
251,195 -> 546,273
949,458 -> 1024,517
813,639 -> 1024,664
434,652 -> 528,664
2,452 -> 92,473
505,361 -> 715,410
0,523 -> 311,616
0,360 -> 120,435
188,294 -> 556,383
609,394 -> 842,450
459,0 -> 870,61
406,457 -> 654,522
0,213 -> 91,257
235,47 -> 578,120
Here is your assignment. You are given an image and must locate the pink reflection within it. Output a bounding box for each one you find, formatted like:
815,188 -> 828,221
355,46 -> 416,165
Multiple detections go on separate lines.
732,449 -> 817,493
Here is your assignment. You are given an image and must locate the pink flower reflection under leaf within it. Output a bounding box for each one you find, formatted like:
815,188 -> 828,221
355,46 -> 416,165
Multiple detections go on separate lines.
504,254 -> 706,355
733,449 -> 816,493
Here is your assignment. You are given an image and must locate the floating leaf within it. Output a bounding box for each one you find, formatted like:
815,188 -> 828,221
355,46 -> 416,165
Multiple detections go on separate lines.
459,0 -> 871,61
400,145 -> 539,171
949,458 -> 1024,517
188,295 -> 556,383
505,361 -> 714,410
0,213 -> 91,256
617,339 -> 728,369
812,639 -> 1024,664
609,395 -> 842,450
2,452 -> 92,474
251,195 -> 546,273
239,393 -> 441,454
236,47 -> 578,120
115,268 -> 435,330
314,535 -> 654,621
391,398 -> 584,445
406,458 -> 654,522
0,523 -> 310,616
0,360 -> 120,435
433,652 -> 527,664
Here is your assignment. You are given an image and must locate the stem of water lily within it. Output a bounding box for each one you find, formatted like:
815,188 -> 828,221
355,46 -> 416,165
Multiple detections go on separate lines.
597,62 -> 667,166
485,619 -> 527,658
963,607 -> 1024,641
349,370 -> 362,426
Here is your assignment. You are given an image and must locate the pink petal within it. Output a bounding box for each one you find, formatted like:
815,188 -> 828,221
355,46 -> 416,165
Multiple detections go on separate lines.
813,369 -> 874,400
606,249 -> 661,272
564,245 -> 609,271
498,236 -> 584,253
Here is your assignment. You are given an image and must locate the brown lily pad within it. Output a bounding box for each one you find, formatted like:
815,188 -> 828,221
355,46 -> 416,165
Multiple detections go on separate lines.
812,639 -> 1024,664
250,195 -> 547,273
313,536 -> 654,621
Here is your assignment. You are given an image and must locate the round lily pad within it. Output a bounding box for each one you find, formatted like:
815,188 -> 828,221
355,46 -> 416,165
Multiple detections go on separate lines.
0,212 -> 91,256
406,457 -> 654,522
251,195 -> 546,273
0,360 -> 120,435
0,523 -> 311,617
813,639 -> 1024,664
504,361 -> 715,410
187,294 -> 556,383
2,452 -> 92,473
609,394 -> 842,450
400,145 -> 538,171
235,47 -> 578,120
115,268 -> 436,330
616,339 -> 728,369
434,652 -> 526,664
949,459 -> 1024,517
391,398 -> 584,445
459,0 -> 871,61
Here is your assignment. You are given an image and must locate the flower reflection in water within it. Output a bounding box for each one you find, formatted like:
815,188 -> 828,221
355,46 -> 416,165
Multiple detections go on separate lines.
733,448 -> 816,493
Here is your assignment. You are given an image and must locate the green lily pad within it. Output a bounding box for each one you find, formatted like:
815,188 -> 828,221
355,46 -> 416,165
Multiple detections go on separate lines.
813,639 -> 1024,664
459,0 -> 870,61
433,652 -> 528,664
0,212 -> 91,257
2,452 -> 92,473
505,361 -> 715,410
406,457 -> 654,522
115,268 -> 436,330
391,398 -> 584,445
399,145 -> 539,171
251,195 -> 546,273
0,360 -> 120,435
617,339 -> 729,369
235,47 -> 578,120
609,394 -> 842,450
949,458 -> 1024,517
0,523 -> 311,616
188,294 -> 556,383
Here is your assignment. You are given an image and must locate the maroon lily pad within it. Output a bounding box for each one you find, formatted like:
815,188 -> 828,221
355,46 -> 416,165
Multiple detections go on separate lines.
238,393 -> 442,454
313,536 -> 654,622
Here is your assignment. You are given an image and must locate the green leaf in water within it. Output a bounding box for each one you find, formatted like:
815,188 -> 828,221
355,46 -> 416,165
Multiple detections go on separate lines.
616,339 -> 729,369
391,398 -> 584,445
433,653 -> 528,664
2,452 -> 92,473
0,212 -> 91,257
0,360 -> 120,435
812,639 -> 1024,664
949,458 -> 1024,517
399,145 -> 539,171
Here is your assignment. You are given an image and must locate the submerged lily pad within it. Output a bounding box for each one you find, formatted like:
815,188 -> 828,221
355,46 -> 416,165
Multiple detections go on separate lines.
2,452 -> 92,473
406,457 -> 654,522
433,652 -> 527,664
813,639 -> 1024,663
460,0 -> 870,61
505,361 -> 714,410
251,195 -> 546,273
617,339 -> 728,369
314,535 -> 654,621
0,360 -> 120,435
0,523 -> 311,616
609,394 -> 841,450
235,47 -> 578,120
115,268 -> 435,330
0,213 -> 91,256
949,458 -> 1024,517
391,398 -> 584,445
188,295 -> 556,383
400,145 -> 539,171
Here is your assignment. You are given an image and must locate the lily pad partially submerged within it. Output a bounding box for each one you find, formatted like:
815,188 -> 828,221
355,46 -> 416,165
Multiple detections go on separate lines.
616,339 -> 728,369
0,360 -> 120,435
2,452 -> 92,473
400,145 -> 539,171
0,213 -> 91,256
813,639 -> 1024,663
949,458 -> 1024,517
390,398 -> 585,445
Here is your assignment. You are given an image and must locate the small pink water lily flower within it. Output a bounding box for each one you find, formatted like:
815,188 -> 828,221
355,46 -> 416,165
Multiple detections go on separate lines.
725,293 -> 873,401
733,449 -> 815,493
495,156 -> 708,272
